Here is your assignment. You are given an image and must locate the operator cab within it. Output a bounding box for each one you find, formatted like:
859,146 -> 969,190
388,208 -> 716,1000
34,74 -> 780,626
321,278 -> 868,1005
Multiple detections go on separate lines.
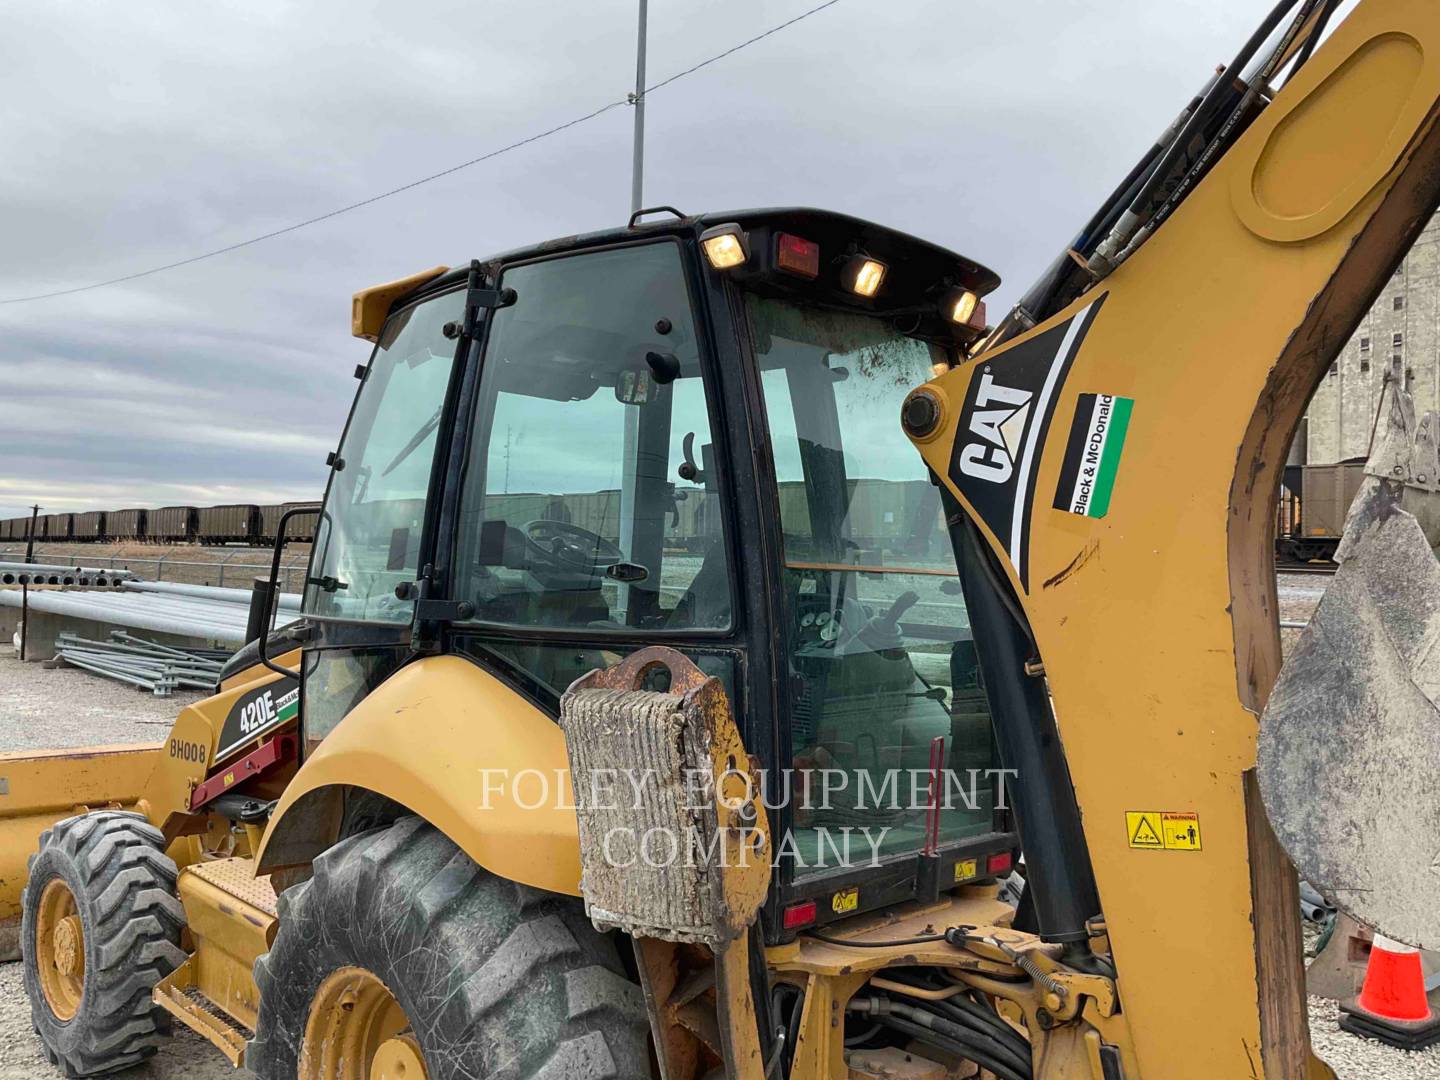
303,207 -> 1016,935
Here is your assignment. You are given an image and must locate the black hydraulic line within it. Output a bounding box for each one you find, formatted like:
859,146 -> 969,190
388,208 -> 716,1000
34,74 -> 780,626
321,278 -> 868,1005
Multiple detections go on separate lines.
873,972 -> 1020,1044
1115,0 -> 1305,228
885,982 -> 1030,1062
1289,0 -> 1339,72
907,984 -> 1024,1048
946,499 -> 1102,945
806,930 -> 949,948
960,517 -> 1035,652
1138,0 -> 1324,243
768,982 -> 804,1079
843,1022 -> 882,1047
857,1007 -> 1031,1080
898,998 -> 1032,1078
994,64 -> 1222,346
905,992 -> 1025,1054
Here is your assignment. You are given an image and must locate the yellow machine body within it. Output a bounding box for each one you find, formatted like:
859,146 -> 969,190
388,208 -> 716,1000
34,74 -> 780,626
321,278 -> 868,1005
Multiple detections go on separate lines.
0,744 -> 157,959
10,3 -> 1440,1077
906,2 -> 1440,1075
255,653 -> 582,895
0,650 -> 298,953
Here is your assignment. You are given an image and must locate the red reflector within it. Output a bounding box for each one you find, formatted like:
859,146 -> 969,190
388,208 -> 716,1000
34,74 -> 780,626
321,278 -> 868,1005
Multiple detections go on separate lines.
987,852 -> 1014,876
776,233 -> 820,278
783,900 -> 818,929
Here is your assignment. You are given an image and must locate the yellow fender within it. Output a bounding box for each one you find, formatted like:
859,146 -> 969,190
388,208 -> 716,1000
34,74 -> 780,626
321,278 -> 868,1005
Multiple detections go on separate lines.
255,654 -> 582,896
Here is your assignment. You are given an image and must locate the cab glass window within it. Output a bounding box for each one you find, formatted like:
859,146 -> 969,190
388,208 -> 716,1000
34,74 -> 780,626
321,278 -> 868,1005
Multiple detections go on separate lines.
453,242 -> 731,633
748,295 -> 998,877
305,290 -> 462,622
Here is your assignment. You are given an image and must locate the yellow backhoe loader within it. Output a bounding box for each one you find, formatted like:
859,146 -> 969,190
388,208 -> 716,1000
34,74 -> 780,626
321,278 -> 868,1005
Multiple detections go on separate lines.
4,0 -> 1440,1076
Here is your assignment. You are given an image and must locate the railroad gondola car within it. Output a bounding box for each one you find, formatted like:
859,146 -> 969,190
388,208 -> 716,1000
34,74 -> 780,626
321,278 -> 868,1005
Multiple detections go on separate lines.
72,511 -> 106,541
258,504 -> 285,545
106,508 -> 145,540
148,505 -> 198,543
280,501 -> 321,543
196,504 -> 260,545
40,513 -> 73,541
1275,459 -> 1366,564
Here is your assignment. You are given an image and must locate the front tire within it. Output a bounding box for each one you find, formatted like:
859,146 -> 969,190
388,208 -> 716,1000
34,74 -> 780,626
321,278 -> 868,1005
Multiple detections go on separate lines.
20,810 -> 186,1077
248,817 -> 651,1080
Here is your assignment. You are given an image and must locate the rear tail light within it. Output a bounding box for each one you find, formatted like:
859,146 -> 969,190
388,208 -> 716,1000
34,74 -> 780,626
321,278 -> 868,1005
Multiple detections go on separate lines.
987,851 -> 1014,876
775,233 -> 820,279
783,900 -> 818,929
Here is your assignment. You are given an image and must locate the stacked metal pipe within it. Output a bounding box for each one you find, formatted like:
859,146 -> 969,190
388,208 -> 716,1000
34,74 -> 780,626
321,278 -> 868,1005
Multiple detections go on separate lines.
0,561 -> 134,586
0,581 -> 300,646
53,631 -> 230,697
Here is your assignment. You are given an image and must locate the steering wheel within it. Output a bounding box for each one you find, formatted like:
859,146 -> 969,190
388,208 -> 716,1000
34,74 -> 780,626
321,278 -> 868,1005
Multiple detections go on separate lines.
522,520 -> 624,573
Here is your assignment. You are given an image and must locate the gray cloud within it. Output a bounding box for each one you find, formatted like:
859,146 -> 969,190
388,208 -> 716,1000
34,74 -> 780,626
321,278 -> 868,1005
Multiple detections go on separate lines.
0,0 -> 1264,518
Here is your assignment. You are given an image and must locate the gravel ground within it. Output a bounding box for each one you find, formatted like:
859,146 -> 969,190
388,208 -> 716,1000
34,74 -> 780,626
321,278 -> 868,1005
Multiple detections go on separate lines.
0,653 -> 246,1078
0,963 -> 246,1080
1311,996 -> 1440,1079
1,568 -> 1434,1078
1277,570 -> 1329,654
0,652 -> 205,752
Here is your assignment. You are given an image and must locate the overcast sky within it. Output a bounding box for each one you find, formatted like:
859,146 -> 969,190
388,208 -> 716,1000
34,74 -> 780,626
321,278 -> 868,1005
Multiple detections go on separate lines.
0,0 -> 1270,520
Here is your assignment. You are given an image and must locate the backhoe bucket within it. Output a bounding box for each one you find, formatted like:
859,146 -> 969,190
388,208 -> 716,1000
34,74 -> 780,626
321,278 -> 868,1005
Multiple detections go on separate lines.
0,743 -> 161,959
1259,381 -> 1440,951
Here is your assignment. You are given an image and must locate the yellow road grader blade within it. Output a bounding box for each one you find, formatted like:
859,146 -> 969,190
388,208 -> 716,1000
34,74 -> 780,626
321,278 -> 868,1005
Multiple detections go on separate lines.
0,743 -> 160,960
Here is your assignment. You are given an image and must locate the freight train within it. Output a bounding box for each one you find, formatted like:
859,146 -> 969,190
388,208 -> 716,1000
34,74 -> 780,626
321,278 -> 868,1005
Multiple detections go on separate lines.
1275,460 -> 1365,564
0,481 -> 941,556
0,501 -> 320,546
1,462 -> 1357,563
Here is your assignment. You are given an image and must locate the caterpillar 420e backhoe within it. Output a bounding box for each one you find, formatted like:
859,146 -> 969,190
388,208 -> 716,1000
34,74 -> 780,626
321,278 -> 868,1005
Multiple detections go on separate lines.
5,0 -> 1440,1077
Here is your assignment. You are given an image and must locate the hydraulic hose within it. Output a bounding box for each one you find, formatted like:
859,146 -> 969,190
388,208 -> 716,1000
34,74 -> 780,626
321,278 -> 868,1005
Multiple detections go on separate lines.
850,999 -> 1032,1080
1087,0 -> 1312,274
875,984 -> 1025,1054
850,996 -> 1031,1076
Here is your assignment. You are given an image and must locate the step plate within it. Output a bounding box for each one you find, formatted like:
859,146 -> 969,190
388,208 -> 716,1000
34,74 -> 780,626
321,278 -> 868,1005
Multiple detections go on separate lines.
186,857 -> 279,917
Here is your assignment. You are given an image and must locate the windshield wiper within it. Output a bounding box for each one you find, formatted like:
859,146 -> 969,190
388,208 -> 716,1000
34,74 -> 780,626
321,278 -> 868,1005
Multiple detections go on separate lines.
381,405 -> 442,477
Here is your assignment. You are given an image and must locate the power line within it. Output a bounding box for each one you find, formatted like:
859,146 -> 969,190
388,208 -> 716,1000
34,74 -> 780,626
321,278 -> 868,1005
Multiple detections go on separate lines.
0,0 -> 844,307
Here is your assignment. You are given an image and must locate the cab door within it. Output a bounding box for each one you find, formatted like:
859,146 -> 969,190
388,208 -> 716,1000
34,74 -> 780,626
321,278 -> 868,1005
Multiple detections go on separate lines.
439,238 -> 748,714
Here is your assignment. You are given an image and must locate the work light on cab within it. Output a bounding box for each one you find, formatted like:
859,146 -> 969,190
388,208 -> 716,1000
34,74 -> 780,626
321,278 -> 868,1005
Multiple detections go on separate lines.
774,232 -> 820,279
700,223 -> 749,269
844,255 -> 887,297
944,286 -> 984,328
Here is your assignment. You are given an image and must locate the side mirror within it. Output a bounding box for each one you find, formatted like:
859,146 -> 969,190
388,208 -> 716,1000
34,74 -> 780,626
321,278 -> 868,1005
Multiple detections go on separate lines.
245,576 -> 280,645
256,506 -> 315,681
615,367 -> 657,405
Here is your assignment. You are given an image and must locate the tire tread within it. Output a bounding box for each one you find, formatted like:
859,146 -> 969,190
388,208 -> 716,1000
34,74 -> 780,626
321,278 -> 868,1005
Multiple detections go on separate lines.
20,811 -> 183,1077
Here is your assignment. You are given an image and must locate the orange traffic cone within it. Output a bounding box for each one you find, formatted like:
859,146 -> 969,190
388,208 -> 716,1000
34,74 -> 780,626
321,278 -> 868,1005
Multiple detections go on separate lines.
1339,933 -> 1440,1050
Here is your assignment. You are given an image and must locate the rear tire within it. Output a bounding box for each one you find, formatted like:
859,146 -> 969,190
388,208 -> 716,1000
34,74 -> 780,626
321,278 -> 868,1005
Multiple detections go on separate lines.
248,816 -> 651,1080
20,810 -> 186,1077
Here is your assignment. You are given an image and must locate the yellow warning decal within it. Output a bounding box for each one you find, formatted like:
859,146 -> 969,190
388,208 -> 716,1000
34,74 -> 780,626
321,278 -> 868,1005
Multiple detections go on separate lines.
1127,811 -> 1202,851
1161,811 -> 1202,851
832,886 -> 859,914
954,858 -> 978,883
